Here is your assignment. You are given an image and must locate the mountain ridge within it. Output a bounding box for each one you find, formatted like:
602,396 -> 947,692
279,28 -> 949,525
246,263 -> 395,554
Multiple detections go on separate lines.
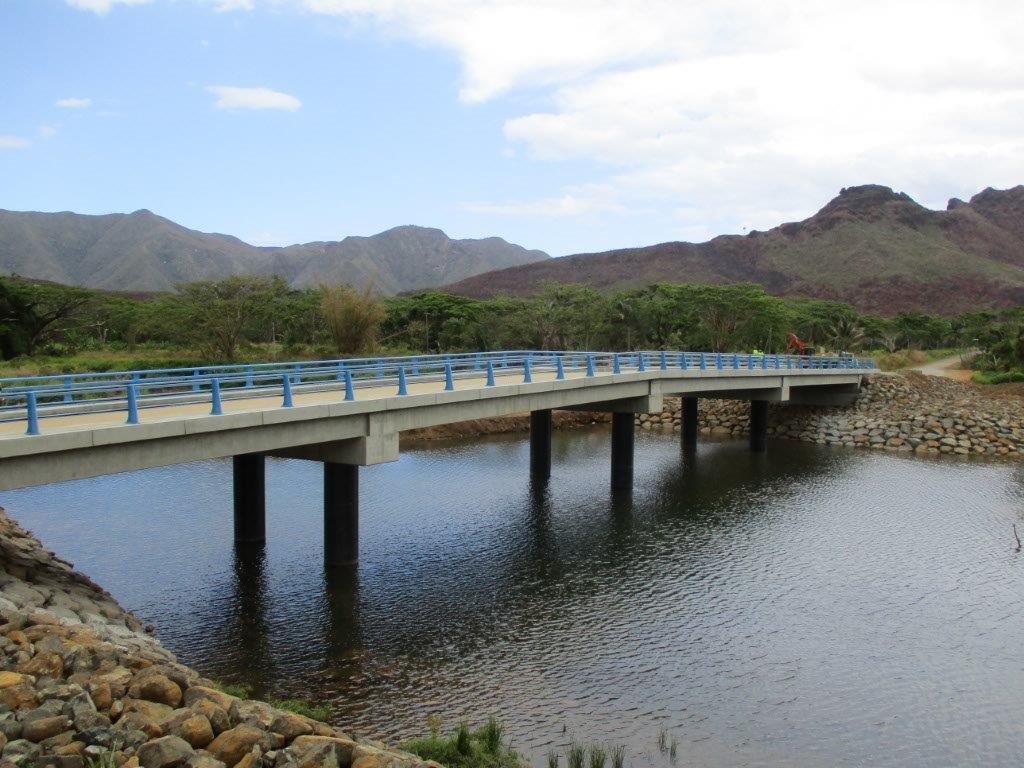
0,209 -> 549,294
442,184 -> 1024,313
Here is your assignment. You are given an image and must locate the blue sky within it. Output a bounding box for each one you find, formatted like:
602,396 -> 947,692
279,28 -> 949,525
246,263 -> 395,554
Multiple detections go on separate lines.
2,0 -> 1022,256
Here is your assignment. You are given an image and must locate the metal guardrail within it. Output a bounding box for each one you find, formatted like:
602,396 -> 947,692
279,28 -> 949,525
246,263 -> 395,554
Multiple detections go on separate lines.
0,350 -> 875,436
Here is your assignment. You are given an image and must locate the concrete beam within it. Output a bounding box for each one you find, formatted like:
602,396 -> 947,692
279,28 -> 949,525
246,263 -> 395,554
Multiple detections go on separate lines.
268,433 -> 399,466
788,382 -> 862,406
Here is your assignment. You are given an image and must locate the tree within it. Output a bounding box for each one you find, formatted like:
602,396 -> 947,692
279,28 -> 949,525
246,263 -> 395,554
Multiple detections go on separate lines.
828,316 -> 866,352
321,284 -> 385,355
2,279 -> 93,356
177,276 -> 275,361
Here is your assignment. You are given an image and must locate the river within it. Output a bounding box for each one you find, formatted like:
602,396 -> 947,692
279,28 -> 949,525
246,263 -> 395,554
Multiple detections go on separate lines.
3,428 -> 1023,767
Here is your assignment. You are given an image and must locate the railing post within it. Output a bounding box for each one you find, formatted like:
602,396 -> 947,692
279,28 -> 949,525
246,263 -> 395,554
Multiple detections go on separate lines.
733,353 -> 739,370
62,376 -> 73,404
679,352 -> 688,370
375,360 -> 384,378
192,368 -> 201,393
25,391 -> 39,436
660,351 -> 668,370
474,353 -> 482,371
761,355 -> 768,370
699,352 -> 707,370
411,358 -> 420,375
716,353 -> 723,370
126,383 -> 139,424
556,356 -> 565,380
485,360 -> 496,387
282,373 -> 293,407
336,361 -> 346,381
786,356 -> 793,370
523,357 -> 532,383
245,365 -> 255,388
500,353 -> 508,368
586,354 -> 596,376
397,365 -> 408,396
444,360 -> 455,390
293,363 -> 302,384
344,370 -> 355,401
637,353 -> 647,372
613,353 -> 621,374
210,378 -> 223,415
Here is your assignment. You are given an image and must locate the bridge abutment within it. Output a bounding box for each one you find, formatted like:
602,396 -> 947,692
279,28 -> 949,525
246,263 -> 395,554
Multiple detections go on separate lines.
232,454 -> 266,543
530,409 -> 553,479
611,412 -> 635,490
682,396 -> 698,449
324,462 -> 359,567
750,400 -> 768,452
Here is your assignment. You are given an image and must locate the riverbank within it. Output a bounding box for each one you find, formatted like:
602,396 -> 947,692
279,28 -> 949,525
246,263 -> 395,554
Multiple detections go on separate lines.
0,510 -> 436,768
639,373 -> 1024,456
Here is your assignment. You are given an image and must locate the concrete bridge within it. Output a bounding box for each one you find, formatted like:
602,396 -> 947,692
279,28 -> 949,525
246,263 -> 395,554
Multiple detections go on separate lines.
0,350 -> 874,565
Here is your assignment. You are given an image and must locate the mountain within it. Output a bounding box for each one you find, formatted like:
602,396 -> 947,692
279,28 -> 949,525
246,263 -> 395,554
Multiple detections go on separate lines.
0,209 -> 548,294
443,185 -> 1024,313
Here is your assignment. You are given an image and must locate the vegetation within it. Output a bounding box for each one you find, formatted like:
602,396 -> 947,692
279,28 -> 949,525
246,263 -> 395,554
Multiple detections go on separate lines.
268,698 -> 332,721
0,274 -> 1012,377
402,718 -> 523,768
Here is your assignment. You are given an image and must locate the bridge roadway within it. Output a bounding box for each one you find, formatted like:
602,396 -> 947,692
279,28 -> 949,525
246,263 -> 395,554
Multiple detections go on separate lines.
0,350 -> 873,565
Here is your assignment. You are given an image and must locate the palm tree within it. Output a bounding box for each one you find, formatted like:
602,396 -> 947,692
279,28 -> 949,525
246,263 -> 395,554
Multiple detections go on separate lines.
829,316 -> 865,353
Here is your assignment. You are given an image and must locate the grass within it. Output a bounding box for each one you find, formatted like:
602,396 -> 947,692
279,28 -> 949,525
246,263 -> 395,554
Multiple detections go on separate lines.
610,745 -> 625,768
207,678 -> 252,699
268,698 -> 332,721
973,369 -> 1024,385
567,740 -> 585,768
588,744 -> 607,768
402,718 -> 524,768
84,750 -> 118,768
547,751 -> 559,768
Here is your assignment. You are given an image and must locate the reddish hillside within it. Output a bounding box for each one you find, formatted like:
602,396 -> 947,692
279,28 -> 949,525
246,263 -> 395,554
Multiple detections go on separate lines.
443,185 -> 1024,313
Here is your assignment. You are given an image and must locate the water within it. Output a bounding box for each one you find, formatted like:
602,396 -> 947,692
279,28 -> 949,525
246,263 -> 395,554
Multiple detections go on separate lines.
3,428 -> 1024,767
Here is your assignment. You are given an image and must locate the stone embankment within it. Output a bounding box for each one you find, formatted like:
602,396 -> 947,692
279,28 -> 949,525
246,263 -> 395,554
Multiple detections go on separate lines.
636,373 -> 1024,456
0,512 -> 434,768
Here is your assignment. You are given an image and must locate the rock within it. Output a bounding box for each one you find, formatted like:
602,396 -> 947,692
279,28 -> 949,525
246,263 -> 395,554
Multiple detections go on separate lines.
22,717 -> 71,743
189,704 -> 229,737
269,713 -> 312,741
205,726 -> 266,767
132,676 -> 182,709
123,701 -> 176,724
187,752 -> 226,768
0,674 -> 30,690
137,736 -> 196,768
181,690 -> 235,713
0,686 -> 38,713
289,736 -> 354,768
170,717 -> 214,750
115,711 -> 163,740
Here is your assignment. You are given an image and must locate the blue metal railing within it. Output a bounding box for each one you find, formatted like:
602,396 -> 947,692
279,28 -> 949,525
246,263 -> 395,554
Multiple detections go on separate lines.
0,350 -> 875,436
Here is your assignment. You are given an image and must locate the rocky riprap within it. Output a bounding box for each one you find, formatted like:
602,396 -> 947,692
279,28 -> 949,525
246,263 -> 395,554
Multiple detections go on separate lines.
636,373 -> 1024,457
0,512 -> 435,768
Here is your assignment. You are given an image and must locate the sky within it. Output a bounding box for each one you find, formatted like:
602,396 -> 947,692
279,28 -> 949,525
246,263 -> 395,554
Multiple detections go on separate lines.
1,0 -> 1023,256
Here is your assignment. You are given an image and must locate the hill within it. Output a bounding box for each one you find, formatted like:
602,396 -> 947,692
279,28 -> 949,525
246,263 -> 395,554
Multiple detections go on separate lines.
443,185 -> 1024,313
0,209 -> 548,294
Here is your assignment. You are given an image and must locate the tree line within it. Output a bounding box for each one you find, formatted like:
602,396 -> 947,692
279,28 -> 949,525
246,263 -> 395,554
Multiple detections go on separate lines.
0,274 -> 1012,367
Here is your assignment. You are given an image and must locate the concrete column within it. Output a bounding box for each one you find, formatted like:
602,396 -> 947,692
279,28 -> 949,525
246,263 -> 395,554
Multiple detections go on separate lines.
750,400 -> 768,452
611,412 -> 635,490
232,454 -> 265,543
681,396 -> 698,449
324,463 -> 359,566
530,409 -> 553,479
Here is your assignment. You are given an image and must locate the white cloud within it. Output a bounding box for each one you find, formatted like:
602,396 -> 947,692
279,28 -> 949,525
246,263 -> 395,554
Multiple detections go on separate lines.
38,125 -> 58,138
0,135 -> 30,150
206,86 -> 302,111
65,0 -> 150,13
213,0 -> 254,11
296,0 -> 1024,239
55,97 -> 92,109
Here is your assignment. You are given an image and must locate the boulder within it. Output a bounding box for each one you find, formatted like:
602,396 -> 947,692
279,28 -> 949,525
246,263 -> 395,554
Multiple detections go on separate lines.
138,736 -> 196,768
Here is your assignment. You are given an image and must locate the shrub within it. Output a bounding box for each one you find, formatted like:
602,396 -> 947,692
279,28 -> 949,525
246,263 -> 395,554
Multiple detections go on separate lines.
402,718 -> 523,768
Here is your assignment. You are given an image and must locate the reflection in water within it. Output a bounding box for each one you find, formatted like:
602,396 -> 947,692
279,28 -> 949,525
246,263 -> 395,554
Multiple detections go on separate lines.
3,429 -> 1024,768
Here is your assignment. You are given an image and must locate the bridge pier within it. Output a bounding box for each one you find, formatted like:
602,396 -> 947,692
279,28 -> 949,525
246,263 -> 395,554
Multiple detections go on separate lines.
324,463 -> 359,567
681,396 -> 698,449
530,409 -> 552,479
750,400 -> 768,452
232,454 -> 265,543
611,412 -> 634,490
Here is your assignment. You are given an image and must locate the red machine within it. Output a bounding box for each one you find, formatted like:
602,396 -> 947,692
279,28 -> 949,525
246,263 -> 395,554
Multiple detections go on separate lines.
786,333 -> 815,356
